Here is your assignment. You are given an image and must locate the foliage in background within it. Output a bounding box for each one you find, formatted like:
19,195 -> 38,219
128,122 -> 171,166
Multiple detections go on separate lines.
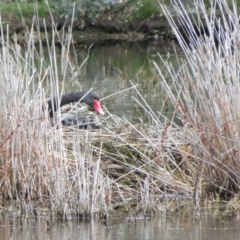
0,1 -> 54,17
1,0 -> 240,20
133,0 -> 160,19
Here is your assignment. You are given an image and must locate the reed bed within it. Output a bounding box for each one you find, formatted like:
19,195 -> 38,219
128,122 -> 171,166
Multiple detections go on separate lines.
159,0 -> 240,206
0,14 -> 193,219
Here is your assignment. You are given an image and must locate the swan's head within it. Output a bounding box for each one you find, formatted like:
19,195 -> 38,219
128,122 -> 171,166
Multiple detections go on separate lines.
84,91 -> 104,115
92,98 -> 104,115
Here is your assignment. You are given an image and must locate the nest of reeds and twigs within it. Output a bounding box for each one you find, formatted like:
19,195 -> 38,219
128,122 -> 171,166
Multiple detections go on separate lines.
0,89 -> 195,216
50,109 -> 194,210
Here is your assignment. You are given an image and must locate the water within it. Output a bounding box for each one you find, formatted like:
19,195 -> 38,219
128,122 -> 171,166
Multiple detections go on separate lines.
1,212 -> 240,240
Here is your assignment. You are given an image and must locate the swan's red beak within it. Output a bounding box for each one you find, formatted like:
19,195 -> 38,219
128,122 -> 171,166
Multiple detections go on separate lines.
93,99 -> 104,115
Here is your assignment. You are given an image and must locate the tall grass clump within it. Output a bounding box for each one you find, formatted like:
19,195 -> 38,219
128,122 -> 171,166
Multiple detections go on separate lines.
159,0 -> 240,204
0,12 -> 113,219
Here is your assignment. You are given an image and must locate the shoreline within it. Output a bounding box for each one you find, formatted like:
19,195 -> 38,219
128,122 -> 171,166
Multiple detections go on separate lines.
0,12 -> 174,44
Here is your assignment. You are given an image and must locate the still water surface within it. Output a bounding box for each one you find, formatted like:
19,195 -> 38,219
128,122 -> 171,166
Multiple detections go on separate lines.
0,212 -> 239,240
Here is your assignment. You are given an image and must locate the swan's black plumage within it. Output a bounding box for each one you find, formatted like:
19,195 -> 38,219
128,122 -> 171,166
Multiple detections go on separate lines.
61,114 -> 100,129
47,91 -> 103,117
47,91 -> 104,129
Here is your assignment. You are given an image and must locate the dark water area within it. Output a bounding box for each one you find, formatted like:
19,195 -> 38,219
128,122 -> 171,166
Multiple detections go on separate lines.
1,212 -> 240,240
43,40 -> 180,121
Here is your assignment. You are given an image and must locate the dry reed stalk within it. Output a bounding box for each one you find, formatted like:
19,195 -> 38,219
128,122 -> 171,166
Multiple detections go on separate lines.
159,0 -> 240,205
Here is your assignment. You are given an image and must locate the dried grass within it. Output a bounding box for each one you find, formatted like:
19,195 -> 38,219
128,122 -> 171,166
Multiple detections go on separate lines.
159,0 -> 240,206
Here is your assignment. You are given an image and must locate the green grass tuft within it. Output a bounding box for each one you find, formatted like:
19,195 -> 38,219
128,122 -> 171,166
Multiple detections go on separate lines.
0,2 -> 54,18
134,0 -> 160,19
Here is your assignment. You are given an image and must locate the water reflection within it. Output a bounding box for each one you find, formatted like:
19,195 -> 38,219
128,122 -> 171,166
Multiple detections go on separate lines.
1,213 -> 240,240
42,40 -> 179,121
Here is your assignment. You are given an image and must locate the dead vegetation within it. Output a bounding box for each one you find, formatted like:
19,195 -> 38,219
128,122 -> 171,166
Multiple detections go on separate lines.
160,0 -> 240,206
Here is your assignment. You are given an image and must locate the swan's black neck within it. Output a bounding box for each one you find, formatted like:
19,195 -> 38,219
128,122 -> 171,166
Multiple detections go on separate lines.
47,91 -> 100,117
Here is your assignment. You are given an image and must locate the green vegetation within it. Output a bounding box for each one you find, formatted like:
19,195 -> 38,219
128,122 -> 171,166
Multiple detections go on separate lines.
0,1 -> 54,17
1,0 -> 240,22
133,0 -> 160,19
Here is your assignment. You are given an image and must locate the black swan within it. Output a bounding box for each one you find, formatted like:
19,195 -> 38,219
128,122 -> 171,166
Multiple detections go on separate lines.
61,113 -> 100,129
47,91 -> 104,129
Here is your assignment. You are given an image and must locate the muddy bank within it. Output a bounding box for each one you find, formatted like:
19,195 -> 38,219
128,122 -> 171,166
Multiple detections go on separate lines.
0,11 -> 174,44
0,0 -> 237,45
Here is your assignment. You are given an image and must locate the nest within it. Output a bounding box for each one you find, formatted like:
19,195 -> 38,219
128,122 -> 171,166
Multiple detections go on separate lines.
52,111 -> 193,210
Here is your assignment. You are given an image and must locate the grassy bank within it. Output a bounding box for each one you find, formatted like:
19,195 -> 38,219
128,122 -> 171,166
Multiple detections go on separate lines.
0,1 -> 55,18
0,0 -> 240,20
